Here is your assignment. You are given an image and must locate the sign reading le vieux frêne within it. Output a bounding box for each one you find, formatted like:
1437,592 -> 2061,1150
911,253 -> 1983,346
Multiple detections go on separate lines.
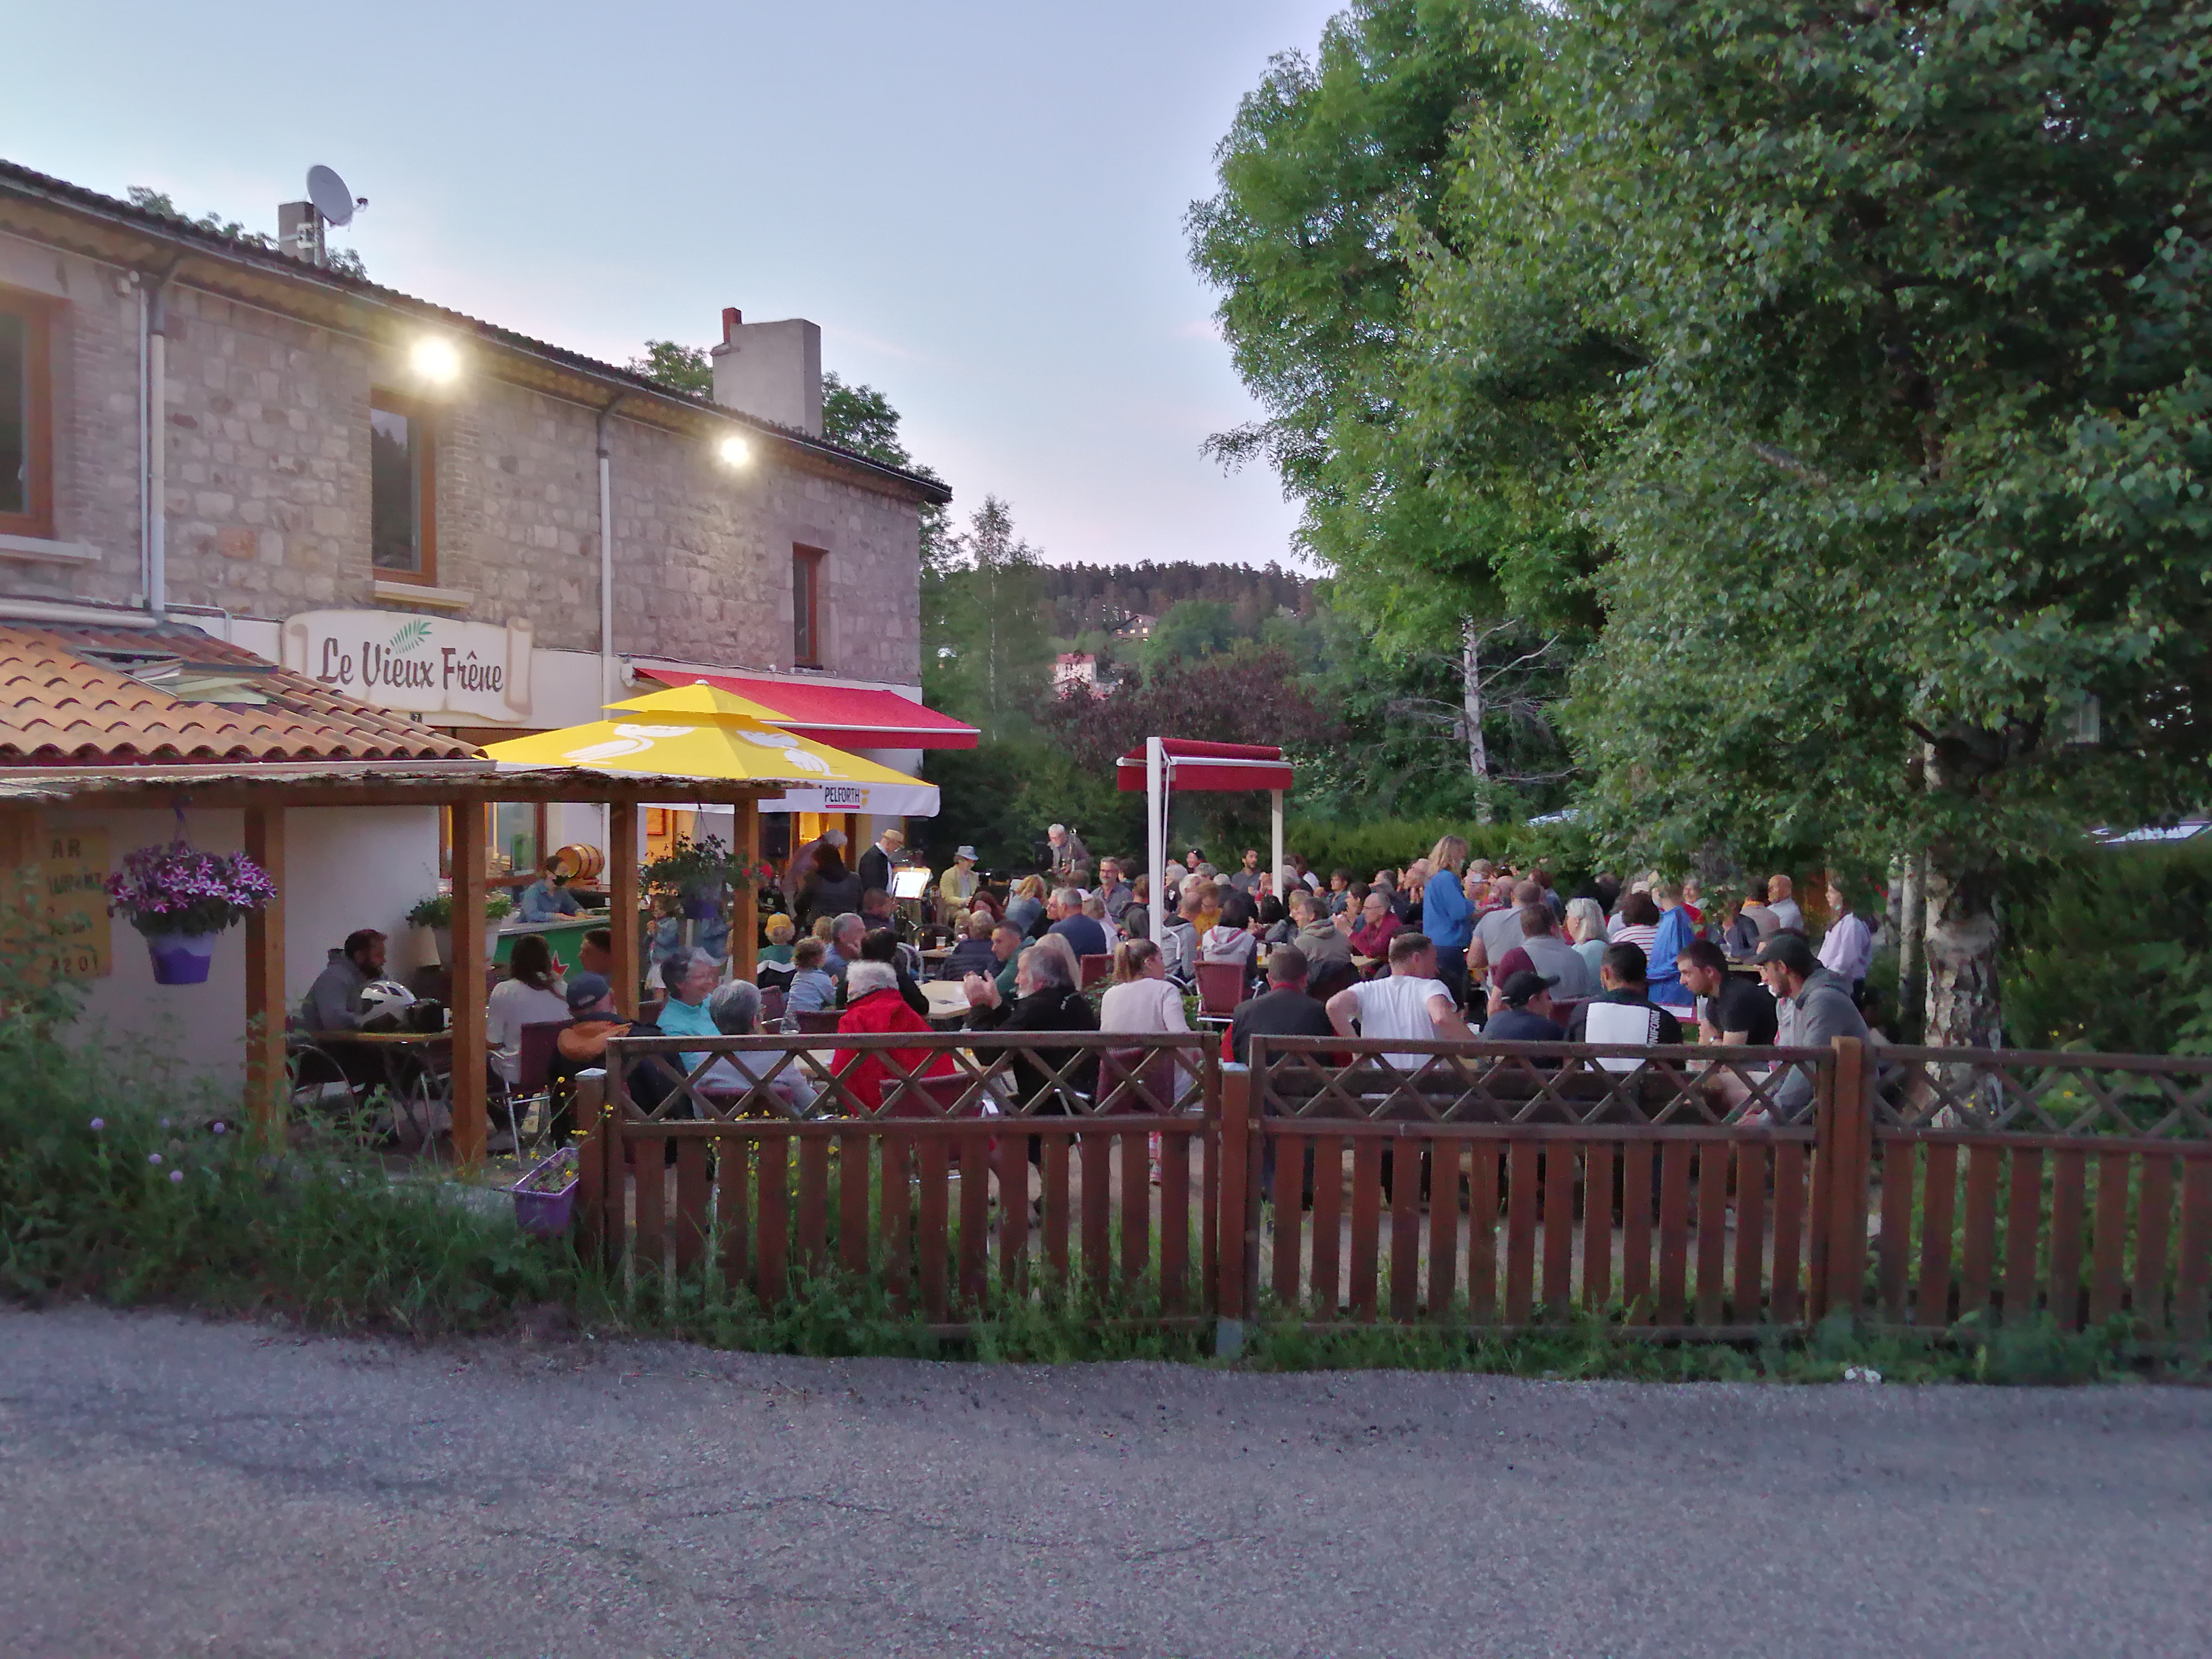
279,611 -> 534,722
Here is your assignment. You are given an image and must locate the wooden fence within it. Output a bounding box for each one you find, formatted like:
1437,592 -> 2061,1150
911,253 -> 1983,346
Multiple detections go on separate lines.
575,1029 -> 2212,1347
1229,1035 -> 1841,1336
580,1030 -> 1219,1333
1859,1046 -> 2212,1341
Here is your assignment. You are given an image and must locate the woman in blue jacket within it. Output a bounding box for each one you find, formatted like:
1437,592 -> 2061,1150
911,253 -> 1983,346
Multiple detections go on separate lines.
1422,834 -> 1474,1008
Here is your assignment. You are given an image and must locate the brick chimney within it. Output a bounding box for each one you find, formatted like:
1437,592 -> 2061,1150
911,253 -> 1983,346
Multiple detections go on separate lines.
709,305 -> 822,435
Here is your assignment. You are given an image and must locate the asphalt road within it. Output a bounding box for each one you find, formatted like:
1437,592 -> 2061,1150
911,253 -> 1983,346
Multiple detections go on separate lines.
3,1307 -> 2207,1658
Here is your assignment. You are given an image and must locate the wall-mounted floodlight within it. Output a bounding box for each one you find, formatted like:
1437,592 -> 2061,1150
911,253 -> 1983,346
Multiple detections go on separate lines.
717,434 -> 752,467
410,337 -> 462,384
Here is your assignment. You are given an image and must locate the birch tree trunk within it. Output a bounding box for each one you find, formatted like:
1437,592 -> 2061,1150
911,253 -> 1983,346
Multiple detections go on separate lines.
1461,617 -> 1492,825
1922,853 -> 2002,1050
1897,850 -> 1925,1029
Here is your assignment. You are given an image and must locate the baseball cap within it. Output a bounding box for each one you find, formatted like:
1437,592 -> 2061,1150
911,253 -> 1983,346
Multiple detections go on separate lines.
1754,934 -> 1816,975
1499,968 -> 1559,1006
564,971 -> 613,1012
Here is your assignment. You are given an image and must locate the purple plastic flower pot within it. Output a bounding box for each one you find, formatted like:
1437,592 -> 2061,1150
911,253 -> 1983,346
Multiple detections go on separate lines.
510,1151 -> 580,1237
681,893 -> 722,921
144,931 -> 218,985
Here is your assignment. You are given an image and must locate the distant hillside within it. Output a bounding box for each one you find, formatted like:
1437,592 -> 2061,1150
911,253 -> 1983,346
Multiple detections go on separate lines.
1035,561 -> 1315,637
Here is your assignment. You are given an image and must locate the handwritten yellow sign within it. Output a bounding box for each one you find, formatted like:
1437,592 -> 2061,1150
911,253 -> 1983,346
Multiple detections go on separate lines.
40,827 -> 111,980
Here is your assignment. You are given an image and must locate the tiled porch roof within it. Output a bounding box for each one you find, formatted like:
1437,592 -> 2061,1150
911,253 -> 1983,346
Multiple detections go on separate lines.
0,623 -> 481,767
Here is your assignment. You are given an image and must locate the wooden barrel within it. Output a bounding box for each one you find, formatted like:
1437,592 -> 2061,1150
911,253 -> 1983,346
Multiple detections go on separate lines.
552,842 -> 605,881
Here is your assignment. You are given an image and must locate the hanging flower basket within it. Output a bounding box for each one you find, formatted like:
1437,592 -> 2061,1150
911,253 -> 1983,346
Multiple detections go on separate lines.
643,835 -> 774,921
103,841 -> 276,986
144,931 -> 220,985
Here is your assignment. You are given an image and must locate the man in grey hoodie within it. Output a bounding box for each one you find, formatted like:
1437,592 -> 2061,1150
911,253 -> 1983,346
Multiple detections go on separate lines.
299,929 -> 387,1032
1758,933 -> 1872,1119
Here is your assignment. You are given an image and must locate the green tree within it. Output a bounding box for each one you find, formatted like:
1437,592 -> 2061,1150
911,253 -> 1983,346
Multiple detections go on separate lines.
1140,599 -> 1239,673
128,186 -> 368,279
1407,0 -> 2212,1044
627,340 -> 711,397
923,496 -> 1053,742
1187,2 -> 1583,810
822,372 -> 907,464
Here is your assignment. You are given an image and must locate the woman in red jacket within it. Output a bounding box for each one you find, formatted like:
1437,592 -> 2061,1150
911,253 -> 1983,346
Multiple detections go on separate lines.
830,960 -> 956,1113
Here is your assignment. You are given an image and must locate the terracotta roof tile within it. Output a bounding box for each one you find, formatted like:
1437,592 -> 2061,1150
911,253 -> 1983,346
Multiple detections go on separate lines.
0,624 -> 481,767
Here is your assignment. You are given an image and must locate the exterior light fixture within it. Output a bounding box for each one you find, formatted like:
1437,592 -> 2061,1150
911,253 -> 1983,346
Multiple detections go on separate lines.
410,337 -> 462,383
717,434 -> 752,467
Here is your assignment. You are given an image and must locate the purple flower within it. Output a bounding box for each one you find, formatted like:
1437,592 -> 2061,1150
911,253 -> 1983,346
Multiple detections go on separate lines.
89,1117 -> 105,1132
168,1169 -> 184,1184
211,1121 -> 227,1135
147,1152 -> 162,1166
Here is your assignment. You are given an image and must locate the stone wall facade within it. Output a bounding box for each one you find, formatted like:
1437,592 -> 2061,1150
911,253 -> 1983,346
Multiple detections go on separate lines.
0,225 -> 926,686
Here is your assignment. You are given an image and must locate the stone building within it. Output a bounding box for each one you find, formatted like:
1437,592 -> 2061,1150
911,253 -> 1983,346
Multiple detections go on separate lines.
0,157 -> 972,1048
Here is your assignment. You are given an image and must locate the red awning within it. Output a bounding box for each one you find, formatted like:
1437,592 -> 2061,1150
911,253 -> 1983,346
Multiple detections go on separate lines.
1116,738 -> 1294,793
640,669 -> 978,749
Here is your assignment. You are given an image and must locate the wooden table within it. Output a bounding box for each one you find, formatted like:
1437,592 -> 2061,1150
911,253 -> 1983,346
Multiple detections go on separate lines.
921,981 -> 974,1026
304,1029 -> 456,1131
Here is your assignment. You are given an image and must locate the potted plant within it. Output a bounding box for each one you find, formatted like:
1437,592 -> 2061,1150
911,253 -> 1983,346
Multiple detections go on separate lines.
103,840 -> 279,985
510,1144 -> 579,1236
406,890 -> 515,966
644,834 -> 741,920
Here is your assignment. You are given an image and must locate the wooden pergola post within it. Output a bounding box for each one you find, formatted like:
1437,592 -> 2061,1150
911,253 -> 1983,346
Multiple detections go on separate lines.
450,797 -> 489,1166
732,798 -> 759,982
243,806 -> 286,1139
610,801 -> 640,1016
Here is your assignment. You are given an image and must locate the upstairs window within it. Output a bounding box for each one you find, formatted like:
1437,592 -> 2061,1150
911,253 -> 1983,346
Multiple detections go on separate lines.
370,391 -> 436,581
0,288 -> 54,540
793,544 -> 825,667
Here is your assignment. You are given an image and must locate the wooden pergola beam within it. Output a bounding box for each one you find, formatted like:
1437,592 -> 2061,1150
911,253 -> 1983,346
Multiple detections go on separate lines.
0,775 -> 788,812
450,798 -> 489,1167
243,807 -> 285,1141
732,799 -> 760,984
610,803 -> 640,1018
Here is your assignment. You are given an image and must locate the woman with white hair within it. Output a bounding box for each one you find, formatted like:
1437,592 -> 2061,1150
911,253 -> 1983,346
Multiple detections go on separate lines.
703,979 -> 817,1113
1565,896 -> 1610,982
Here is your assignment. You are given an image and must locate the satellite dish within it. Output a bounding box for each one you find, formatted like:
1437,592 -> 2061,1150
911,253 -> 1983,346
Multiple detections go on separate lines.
306,165 -> 355,227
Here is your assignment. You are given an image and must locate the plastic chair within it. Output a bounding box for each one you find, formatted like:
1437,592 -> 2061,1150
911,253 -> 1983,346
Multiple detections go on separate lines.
760,985 -> 788,1025
794,1009 -> 842,1036
1194,961 -> 1245,1026
1079,953 -> 1113,989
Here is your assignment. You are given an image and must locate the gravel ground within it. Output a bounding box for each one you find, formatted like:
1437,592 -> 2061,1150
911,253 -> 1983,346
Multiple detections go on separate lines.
2,1304 -> 2207,1658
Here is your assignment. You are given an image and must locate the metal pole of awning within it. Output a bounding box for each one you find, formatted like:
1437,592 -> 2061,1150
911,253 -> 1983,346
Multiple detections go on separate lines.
1147,736 -> 1166,948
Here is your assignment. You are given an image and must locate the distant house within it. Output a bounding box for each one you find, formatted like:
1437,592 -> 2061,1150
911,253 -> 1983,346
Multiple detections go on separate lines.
1052,652 -> 1116,699
1112,613 -> 1157,641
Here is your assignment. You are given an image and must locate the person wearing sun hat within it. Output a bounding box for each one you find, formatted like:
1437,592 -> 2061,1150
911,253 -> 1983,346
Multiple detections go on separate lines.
937,844 -> 980,914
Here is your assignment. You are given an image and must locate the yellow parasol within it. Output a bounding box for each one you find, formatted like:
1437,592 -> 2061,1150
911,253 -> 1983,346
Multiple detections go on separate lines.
482,681 -> 940,815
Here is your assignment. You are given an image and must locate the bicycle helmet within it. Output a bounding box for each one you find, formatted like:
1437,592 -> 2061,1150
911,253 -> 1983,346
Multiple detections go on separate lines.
356,979 -> 416,1029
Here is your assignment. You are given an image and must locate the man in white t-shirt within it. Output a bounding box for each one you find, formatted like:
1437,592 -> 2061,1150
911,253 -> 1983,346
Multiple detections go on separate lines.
1323,931 -> 1473,1068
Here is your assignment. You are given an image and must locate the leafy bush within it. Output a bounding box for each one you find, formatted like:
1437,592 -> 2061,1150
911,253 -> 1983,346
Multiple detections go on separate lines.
2002,842 -> 2212,1053
0,898 -> 577,1329
1284,817 -> 1596,889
